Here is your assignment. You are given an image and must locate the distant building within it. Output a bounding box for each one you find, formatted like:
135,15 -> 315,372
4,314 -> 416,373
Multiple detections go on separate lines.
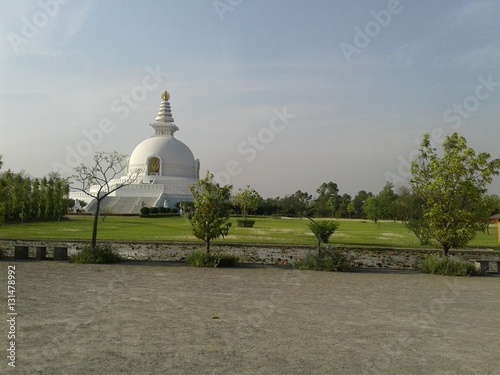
71,90 -> 199,214
489,213 -> 500,224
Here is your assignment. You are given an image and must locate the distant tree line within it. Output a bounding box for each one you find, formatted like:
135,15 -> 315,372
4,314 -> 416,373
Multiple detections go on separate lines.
233,181 -> 500,225
233,181 -> 385,219
0,157 -> 69,223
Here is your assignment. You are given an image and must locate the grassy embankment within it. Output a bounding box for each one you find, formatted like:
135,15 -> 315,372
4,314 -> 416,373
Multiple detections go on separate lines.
0,215 -> 498,250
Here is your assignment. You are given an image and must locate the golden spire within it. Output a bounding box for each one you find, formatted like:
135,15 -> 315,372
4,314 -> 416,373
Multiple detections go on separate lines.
161,90 -> 170,101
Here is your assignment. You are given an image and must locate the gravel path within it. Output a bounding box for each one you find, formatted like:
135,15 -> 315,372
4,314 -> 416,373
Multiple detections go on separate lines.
1,261 -> 499,375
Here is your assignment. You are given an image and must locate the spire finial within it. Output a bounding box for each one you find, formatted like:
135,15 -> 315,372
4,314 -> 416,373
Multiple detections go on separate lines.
151,90 -> 178,136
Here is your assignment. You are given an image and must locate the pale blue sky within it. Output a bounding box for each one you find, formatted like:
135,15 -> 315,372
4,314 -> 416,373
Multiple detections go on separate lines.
1,0 -> 499,197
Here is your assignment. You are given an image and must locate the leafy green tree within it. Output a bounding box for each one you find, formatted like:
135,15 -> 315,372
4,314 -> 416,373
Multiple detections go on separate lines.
377,182 -> 398,220
395,186 -> 432,245
45,175 -> 55,219
49,172 -> 69,220
394,186 -> 412,222
0,168 -> 68,222
10,173 -> 23,220
39,177 -> 48,219
30,178 -> 41,219
352,190 -> 371,218
1,167 -> 16,221
337,193 -> 352,218
19,176 -> 31,223
363,183 -> 398,222
411,132 -> 500,256
279,190 -> 313,217
72,151 -> 141,249
307,217 -> 339,255
314,182 -> 339,217
485,194 -> 500,216
347,201 -> 355,219
188,171 -> 232,253
232,185 -> 262,220
363,196 -> 382,223
259,197 -> 280,215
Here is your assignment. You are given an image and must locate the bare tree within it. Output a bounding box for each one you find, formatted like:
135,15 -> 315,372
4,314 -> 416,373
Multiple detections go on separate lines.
72,151 -> 142,249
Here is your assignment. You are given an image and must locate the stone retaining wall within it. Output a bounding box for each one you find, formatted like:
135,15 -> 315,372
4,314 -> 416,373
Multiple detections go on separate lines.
0,239 -> 497,270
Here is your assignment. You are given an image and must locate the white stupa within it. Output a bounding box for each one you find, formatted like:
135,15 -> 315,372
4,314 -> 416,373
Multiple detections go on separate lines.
128,90 -> 199,182
76,90 -> 200,214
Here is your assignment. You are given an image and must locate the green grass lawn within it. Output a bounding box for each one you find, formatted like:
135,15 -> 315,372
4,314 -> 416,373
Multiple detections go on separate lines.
1,215 -> 498,250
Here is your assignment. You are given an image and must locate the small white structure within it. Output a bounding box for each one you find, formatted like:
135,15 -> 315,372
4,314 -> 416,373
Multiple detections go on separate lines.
72,90 -> 200,214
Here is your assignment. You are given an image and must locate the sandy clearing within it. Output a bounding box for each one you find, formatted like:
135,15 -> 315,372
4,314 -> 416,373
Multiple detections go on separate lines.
1,261 -> 499,375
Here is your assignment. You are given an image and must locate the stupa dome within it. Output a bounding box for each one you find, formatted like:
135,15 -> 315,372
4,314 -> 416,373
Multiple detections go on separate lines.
129,136 -> 197,178
128,91 -> 199,180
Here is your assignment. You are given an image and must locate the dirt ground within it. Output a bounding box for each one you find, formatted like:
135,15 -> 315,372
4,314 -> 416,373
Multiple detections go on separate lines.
0,261 -> 499,375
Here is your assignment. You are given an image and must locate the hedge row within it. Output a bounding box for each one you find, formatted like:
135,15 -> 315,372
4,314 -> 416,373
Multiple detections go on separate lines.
140,207 -> 179,215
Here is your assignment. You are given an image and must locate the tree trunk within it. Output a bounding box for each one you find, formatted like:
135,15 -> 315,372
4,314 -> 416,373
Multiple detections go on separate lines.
206,238 -> 211,254
442,246 -> 449,257
92,199 -> 100,250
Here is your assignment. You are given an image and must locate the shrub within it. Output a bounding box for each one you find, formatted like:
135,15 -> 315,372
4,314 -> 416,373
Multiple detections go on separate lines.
171,208 -> 178,214
140,207 -> 150,215
421,255 -> 484,276
150,207 -> 159,214
186,250 -> 239,268
158,207 -> 166,214
186,250 -> 216,267
294,248 -> 353,272
237,219 -> 256,228
165,207 -> 171,214
70,243 -> 122,264
307,218 -> 339,253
